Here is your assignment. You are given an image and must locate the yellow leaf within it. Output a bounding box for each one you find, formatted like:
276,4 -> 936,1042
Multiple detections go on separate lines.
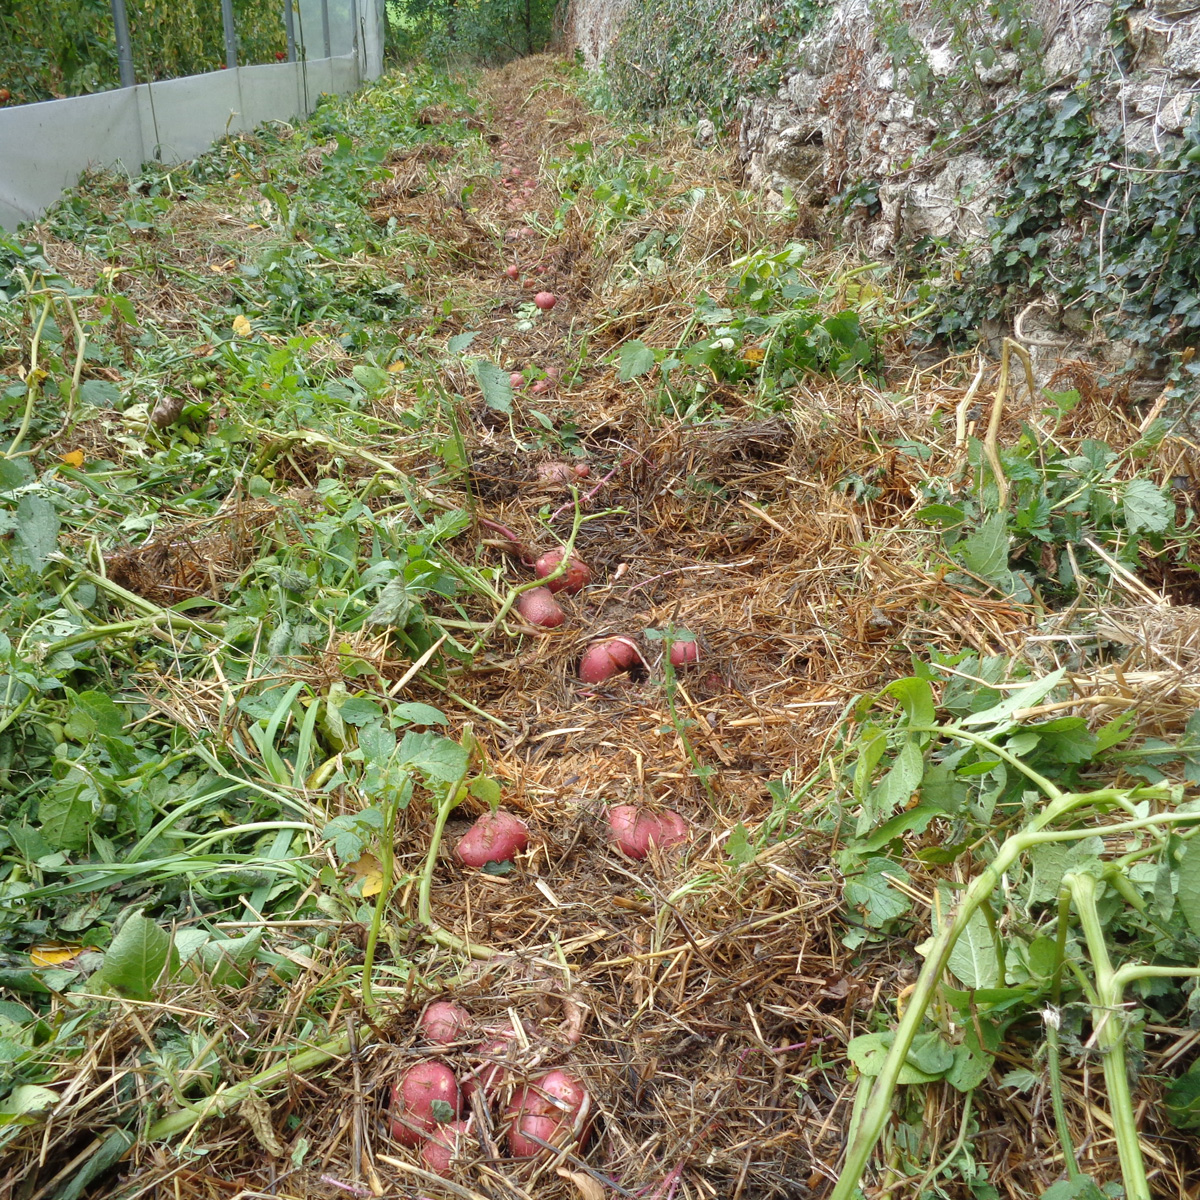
349,853 -> 383,897
741,345 -> 765,364
386,360 -> 407,373
30,943 -> 81,967
59,450 -> 85,468
232,314 -> 253,337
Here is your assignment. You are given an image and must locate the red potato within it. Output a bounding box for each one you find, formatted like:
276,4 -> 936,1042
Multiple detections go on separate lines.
509,371 -> 525,388
418,1001 -> 472,1045
535,461 -> 577,486
504,1069 -> 590,1158
390,1061 -> 461,1147
579,636 -> 640,684
535,548 -> 591,595
517,587 -> 565,629
531,380 -> 549,395
573,463 -> 590,478
421,1119 -> 471,1175
456,810 -> 529,867
461,1031 -> 517,1102
534,291 -> 557,311
669,638 -> 701,667
505,264 -> 520,280
522,277 -> 537,289
607,804 -> 689,860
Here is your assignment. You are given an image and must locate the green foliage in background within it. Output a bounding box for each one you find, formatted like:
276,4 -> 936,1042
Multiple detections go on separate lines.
386,0 -> 559,65
602,0 -> 828,123
0,0 -> 286,102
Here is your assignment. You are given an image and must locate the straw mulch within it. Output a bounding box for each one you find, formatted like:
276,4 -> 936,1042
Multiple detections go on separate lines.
10,53 -> 1200,1200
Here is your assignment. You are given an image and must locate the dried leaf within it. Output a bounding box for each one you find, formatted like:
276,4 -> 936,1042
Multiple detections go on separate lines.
349,852 -> 383,897
386,360 -> 407,373
742,344 -> 766,363
232,313 -> 253,337
59,450 -> 85,468
30,943 -> 81,967
555,1169 -> 605,1200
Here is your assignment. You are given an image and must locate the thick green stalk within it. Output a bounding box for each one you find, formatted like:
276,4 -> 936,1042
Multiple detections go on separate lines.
417,768 -> 495,960
1066,872 -> 1148,1200
1048,890 -> 1082,1179
829,785 -> 1175,1200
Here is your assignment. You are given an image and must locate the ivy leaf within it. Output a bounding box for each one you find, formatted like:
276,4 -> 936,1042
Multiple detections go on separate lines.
472,359 -> 513,413
1122,478 -> 1173,534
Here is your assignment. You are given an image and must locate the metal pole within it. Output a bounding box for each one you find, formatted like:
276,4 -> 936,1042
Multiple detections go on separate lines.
321,0 -> 331,58
221,0 -> 237,68
110,0 -> 135,87
284,0 -> 296,62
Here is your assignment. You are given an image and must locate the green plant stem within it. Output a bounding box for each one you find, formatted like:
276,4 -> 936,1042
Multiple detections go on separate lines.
416,767 -> 494,960
360,791 -> 400,1017
4,294 -> 51,459
143,1031 -> 353,1142
829,784 -> 1176,1200
1048,889 -> 1082,1179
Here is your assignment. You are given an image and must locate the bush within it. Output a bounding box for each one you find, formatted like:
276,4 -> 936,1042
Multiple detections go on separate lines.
0,0 -> 286,103
387,0 -> 559,66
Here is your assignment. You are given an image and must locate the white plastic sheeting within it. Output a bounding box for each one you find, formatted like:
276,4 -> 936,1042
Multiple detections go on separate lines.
0,0 -> 385,230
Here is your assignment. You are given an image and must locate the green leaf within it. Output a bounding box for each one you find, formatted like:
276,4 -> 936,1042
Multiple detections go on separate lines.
472,359 -> 513,413
726,821 -> 755,866
843,857 -> 911,928
1176,837 -> 1200,935
79,379 -> 121,406
846,1031 -> 941,1083
906,1031 -> 955,1076
390,701 -> 448,727
0,457 -> 34,492
94,912 -> 170,1000
63,689 -> 127,740
468,776 -> 502,808
358,722 -> 396,764
997,1067 -> 1039,1093
955,513 -> 1009,580
352,364 -> 389,396
14,495 -> 59,574
946,905 -> 1000,988
1122,477 -> 1173,535
884,677 -> 935,728
447,331 -> 478,354
946,1040 -> 993,1091
852,805 -> 940,853
0,1084 -> 58,1125
429,1098 -> 455,1124
38,778 -> 96,851
913,502 -> 966,528
335,697 -> 383,727
617,339 -> 657,380
1166,1062 -> 1200,1129
960,668 -> 1065,730
863,739 -> 923,830
396,731 -> 469,782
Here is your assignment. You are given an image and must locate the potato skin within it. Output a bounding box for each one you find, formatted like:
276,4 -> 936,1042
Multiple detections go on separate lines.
579,636 -> 639,683
607,804 -> 689,859
669,638 -> 701,667
534,291 -> 557,310
504,1069 -> 589,1157
390,1061 -> 461,1147
421,1119 -> 471,1175
535,548 -> 591,594
516,587 -> 565,628
418,1001 -> 472,1045
456,810 -> 530,867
